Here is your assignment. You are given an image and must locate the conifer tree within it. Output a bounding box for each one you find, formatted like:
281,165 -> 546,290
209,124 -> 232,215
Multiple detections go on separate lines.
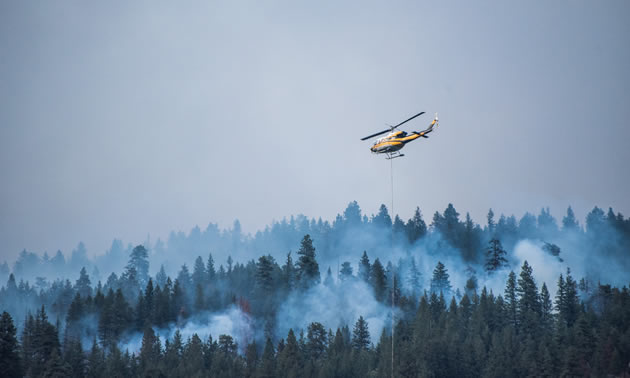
283,252 -> 295,291
562,206 -> 579,231
485,238 -> 508,274
126,245 -> 149,287
556,268 -> 580,327
155,265 -> 167,289
206,253 -> 217,283
407,257 -> 422,296
192,256 -> 206,289
406,207 -> 427,243
258,338 -> 276,378
540,282 -> 553,329
339,262 -> 353,282
487,208 -> 496,235
429,261 -> 452,295
358,251 -> 371,283
296,235 -> 320,288
86,339 -> 105,378
75,267 -> 92,298
256,255 -> 275,294
351,316 -> 371,351
65,293 -> 84,341
371,258 -> 387,302
306,322 -> 328,360
277,329 -> 301,377
0,311 -> 22,378
516,261 -> 541,335
504,271 -> 518,328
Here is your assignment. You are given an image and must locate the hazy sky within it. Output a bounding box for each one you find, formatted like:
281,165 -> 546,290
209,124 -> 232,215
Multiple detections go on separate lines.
1,1 -> 629,263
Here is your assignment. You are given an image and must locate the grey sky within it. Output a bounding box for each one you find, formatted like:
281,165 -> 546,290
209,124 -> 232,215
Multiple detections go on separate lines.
1,1 -> 629,263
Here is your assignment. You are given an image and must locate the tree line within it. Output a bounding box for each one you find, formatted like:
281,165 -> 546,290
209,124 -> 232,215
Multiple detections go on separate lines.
1,232 -> 629,377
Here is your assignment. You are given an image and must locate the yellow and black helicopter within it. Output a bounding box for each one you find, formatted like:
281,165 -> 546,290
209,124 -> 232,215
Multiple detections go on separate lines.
361,111 -> 439,159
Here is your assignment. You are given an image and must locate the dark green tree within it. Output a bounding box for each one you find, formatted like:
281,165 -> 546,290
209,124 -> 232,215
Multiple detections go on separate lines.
485,238 -> 508,274
192,256 -> 206,289
306,322 -> 328,360
126,245 -> 149,287
504,271 -> 518,329
406,207 -> 427,244
282,252 -> 296,291
351,316 -> 371,351
429,261 -> 452,295
371,258 -> 387,302
258,338 -> 276,378
358,251 -> 371,283
0,311 -> 22,378
75,267 -> 92,298
296,235 -> 320,288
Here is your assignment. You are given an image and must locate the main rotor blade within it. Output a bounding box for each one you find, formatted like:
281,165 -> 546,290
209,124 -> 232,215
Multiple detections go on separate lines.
360,129 -> 390,141
392,111 -> 425,129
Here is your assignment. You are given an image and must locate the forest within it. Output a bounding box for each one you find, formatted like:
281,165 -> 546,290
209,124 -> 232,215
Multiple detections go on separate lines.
1,202 -> 629,377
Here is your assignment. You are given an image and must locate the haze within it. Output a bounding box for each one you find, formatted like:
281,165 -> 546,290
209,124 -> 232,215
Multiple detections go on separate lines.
1,1 -> 629,262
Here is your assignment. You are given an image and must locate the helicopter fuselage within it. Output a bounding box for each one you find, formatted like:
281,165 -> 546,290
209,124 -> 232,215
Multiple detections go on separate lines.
370,131 -> 422,154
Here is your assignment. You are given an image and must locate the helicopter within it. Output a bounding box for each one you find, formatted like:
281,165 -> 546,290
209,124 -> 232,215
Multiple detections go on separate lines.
361,111 -> 439,159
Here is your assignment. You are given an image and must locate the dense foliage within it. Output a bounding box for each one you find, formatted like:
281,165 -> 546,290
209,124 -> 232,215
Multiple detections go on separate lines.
1,202 -> 630,376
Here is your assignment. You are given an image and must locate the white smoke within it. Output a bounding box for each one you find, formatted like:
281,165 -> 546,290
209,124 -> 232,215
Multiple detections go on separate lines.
275,280 -> 392,345
119,306 -> 252,353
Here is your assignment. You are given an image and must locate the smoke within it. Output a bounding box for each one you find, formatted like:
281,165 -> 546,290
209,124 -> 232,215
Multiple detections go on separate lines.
119,306 -> 253,353
276,280 -> 392,345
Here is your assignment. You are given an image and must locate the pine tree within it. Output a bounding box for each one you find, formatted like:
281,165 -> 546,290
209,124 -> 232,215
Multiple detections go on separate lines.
245,341 -> 258,377
306,322 -> 328,360
63,337 -> 85,378
516,261 -> 540,334
461,212 -> 481,262
206,253 -> 217,283
194,284 -> 205,312
258,338 -> 276,378
296,235 -> 320,288
371,258 -> 387,302
373,204 -> 392,229
562,206 -> 579,231
86,339 -> 105,378
406,207 -> 427,244
343,201 -> 362,226
42,348 -> 70,378
192,256 -> 206,289
485,238 -> 508,274
557,268 -> 580,327
430,261 -> 452,295
75,267 -> 92,298
358,251 -> 371,283
155,265 -> 167,289
126,245 -> 149,287
487,208 -> 496,234
65,293 -> 84,341
0,311 -> 22,378
407,257 -> 422,296
339,262 -> 353,282
282,252 -> 295,291
277,329 -> 301,377
351,316 -> 371,351
256,255 -> 275,294
540,282 -> 553,329
504,271 -> 518,329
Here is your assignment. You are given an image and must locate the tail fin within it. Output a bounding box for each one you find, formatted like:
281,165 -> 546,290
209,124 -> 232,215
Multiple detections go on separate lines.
431,113 -> 439,128
414,113 -> 439,137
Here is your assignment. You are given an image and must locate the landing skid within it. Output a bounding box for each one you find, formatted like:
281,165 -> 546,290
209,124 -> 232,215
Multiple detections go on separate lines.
386,152 -> 405,160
